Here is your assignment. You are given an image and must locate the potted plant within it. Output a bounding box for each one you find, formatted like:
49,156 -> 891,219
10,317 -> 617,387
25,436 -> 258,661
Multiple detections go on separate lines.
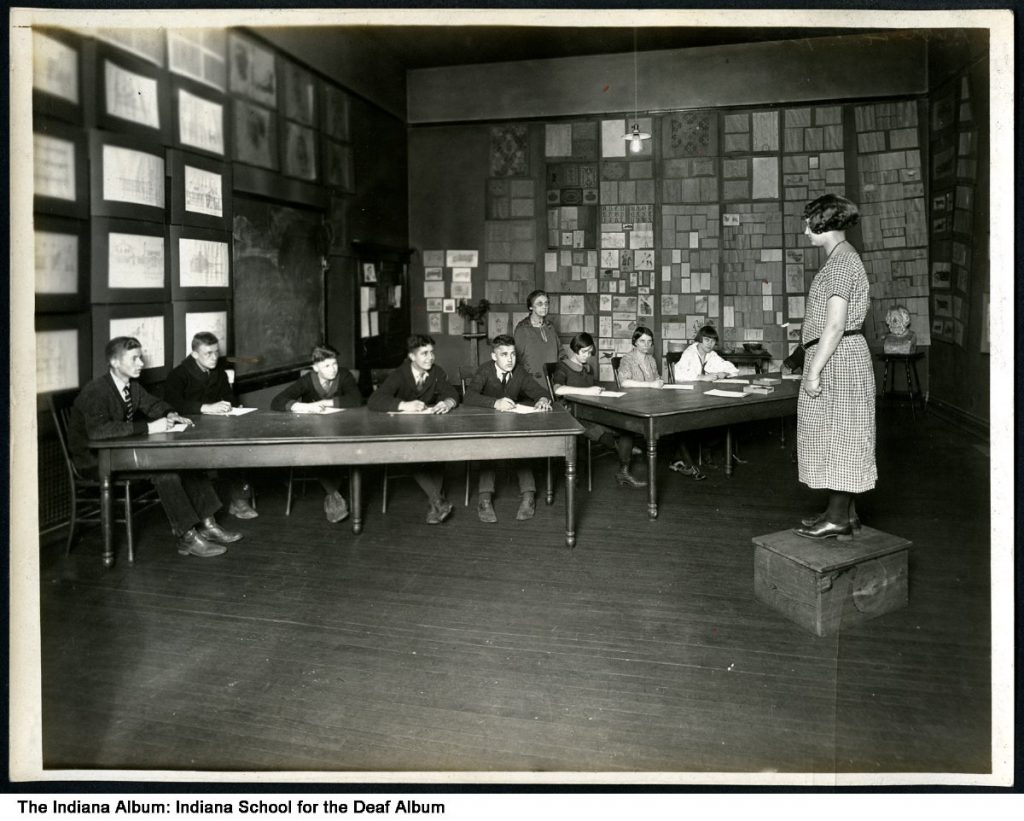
456,298 -> 490,334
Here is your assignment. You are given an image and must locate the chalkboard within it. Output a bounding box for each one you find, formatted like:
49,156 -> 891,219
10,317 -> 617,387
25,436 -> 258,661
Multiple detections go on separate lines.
232,196 -> 324,378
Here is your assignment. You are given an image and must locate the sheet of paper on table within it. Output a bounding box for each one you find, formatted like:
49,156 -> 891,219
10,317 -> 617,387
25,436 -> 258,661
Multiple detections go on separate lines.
167,422 -> 191,432
317,407 -> 345,414
714,378 -> 750,384
386,409 -> 436,415
598,390 -> 626,397
511,404 -> 544,414
555,387 -> 603,397
705,389 -> 750,398
227,406 -> 258,416
782,373 -> 803,380
660,384 -> 694,390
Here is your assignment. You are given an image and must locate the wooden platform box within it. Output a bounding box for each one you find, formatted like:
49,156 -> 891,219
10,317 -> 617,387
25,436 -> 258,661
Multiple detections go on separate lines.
752,527 -> 911,637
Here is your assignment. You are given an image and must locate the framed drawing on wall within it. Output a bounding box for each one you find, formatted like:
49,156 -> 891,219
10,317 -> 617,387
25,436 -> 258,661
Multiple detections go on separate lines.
321,82 -> 350,142
172,299 -> 231,361
95,45 -> 170,142
92,303 -> 173,383
32,28 -> 82,124
90,217 -> 169,303
228,32 -> 276,108
33,119 -> 88,218
35,312 -> 92,395
169,149 -> 231,229
166,27 -> 227,92
170,226 -> 231,300
34,214 -> 88,312
232,99 -> 278,171
279,58 -> 316,126
323,138 -> 354,192
172,79 -> 226,157
93,28 -> 166,67
281,121 -> 317,181
88,129 -> 165,222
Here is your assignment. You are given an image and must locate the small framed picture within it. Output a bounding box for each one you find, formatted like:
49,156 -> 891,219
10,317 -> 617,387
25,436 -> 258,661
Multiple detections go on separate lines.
323,138 -> 354,192
172,78 -> 226,158
321,82 -> 350,142
228,32 -> 276,107
281,121 -> 317,181
95,45 -> 171,143
169,149 -> 232,229
89,129 -> 166,223
35,311 -> 91,394
362,262 -> 378,283
34,214 -> 88,312
173,299 -> 231,361
92,302 -> 173,383
33,119 -> 88,218
170,226 -> 232,300
90,217 -> 169,303
279,58 -> 316,126
32,28 -> 82,124
232,99 -> 278,171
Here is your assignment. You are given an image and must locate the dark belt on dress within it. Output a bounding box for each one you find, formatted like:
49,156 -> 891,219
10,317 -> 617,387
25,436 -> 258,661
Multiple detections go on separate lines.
804,328 -> 863,349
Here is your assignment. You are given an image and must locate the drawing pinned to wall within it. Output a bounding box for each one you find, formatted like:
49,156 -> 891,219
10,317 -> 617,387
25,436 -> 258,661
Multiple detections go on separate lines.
451,268 -> 472,283
104,60 -> 160,129
424,281 -> 444,298
324,140 -> 353,192
184,164 -> 223,218
787,295 -> 805,319
95,28 -> 165,66
184,310 -> 228,358
35,230 -> 79,295
282,122 -> 316,181
177,89 -> 223,155
545,123 -> 572,157
36,329 -> 80,393
362,262 -> 377,283
428,313 -> 442,334
442,299 -> 456,314
490,124 -> 529,177
601,119 -> 627,158
662,110 -> 717,158
424,267 -> 443,281
33,31 -> 79,104
110,314 -> 166,369
233,99 -> 277,170
178,238 -> 229,288
102,144 -> 164,208
107,232 -> 165,289
228,32 -> 276,107
445,250 -> 479,268
322,83 -> 351,142
34,134 -> 77,201
425,298 -> 442,313
422,250 -> 445,268
451,282 -> 472,300
167,28 -> 227,91
281,60 -> 315,125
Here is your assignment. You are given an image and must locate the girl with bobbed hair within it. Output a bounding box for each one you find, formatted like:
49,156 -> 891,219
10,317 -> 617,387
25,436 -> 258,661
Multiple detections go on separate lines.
514,289 -> 559,390
794,194 -> 876,540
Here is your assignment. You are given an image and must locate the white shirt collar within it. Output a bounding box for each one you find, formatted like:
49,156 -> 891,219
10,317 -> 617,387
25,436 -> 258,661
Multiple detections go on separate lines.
110,371 -> 130,393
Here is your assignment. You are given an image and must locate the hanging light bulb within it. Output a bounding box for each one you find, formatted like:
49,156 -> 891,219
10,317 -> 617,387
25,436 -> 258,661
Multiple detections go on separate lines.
623,29 -> 651,153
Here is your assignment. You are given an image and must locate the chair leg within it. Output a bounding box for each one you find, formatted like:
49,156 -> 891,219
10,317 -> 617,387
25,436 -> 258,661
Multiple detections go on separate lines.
125,482 -> 135,565
285,468 -> 294,516
545,457 -> 553,504
65,492 -> 78,556
381,466 -> 389,514
587,439 -> 592,492
464,462 -> 471,507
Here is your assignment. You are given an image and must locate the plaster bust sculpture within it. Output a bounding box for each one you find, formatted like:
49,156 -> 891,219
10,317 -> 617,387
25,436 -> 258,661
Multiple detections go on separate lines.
883,305 -> 917,354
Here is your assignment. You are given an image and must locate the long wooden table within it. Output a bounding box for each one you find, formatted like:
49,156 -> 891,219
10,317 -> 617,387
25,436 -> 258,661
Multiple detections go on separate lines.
569,374 -> 799,519
92,406 -> 584,566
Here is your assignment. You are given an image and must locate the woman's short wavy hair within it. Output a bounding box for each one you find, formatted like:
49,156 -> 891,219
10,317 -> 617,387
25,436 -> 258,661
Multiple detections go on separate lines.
803,194 -> 860,234
631,326 -> 655,345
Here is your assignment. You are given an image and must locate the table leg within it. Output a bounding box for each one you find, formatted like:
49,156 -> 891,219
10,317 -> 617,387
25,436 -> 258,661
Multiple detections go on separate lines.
99,451 -> 114,568
545,457 -> 554,505
646,419 -> 658,519
911,359 -> 925,415
564,436 -> 577,549
905,359 -> 917,420
351,468 -> 363,534
881,358 -> 891,402
725,427 -> 734,477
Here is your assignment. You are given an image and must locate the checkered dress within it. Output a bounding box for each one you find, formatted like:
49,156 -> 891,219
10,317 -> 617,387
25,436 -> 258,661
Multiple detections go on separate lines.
797,250 -> 877,492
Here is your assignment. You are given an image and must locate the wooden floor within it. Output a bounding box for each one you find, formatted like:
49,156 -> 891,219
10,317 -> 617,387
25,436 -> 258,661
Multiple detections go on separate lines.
37,405 -> 992,775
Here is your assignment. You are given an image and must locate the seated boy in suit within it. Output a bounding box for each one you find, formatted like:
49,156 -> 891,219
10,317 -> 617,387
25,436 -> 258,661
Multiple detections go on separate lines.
163,331 -> 258,519
68,336 -> 242,558
463,334 -> 552,523
271,344 -> 362,523
367,334 -> 459,525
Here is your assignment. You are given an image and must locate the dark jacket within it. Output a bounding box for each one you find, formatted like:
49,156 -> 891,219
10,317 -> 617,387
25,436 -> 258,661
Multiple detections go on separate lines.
68,373 -> 173,472
163,356 -> 235,414
367,360 -> 459,412
271,370 -> 363,411
550,357 -> 596,390
463,362 -> 546,407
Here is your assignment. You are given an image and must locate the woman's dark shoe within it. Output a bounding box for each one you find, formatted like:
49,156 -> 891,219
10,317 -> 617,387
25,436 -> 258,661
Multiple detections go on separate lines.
615,468 -> 648,488
800,511 -> 862,530
794,519 -> 854,541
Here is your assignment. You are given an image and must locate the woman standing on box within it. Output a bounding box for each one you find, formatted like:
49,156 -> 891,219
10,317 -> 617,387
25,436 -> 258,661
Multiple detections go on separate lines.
794,194 -> 876,539
514,289 -> 560,391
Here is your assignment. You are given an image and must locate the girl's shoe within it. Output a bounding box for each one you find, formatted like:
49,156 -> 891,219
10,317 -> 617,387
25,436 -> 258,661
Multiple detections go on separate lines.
800,511 -> 862,531
669,461 -> 706,480
615,468 -> 648,488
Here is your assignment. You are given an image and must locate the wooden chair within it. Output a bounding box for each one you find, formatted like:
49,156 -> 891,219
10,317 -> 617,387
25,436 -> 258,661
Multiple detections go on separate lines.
285,368 -> 358,515
49,390 -> 160,564
610,356 -> 622,388
665,350 -> 683,384
378,366 -> 437,513
544,362 -> 593,492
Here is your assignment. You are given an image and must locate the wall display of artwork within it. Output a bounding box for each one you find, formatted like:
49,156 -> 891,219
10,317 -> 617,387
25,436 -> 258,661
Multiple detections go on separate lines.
322,82 -> 351,142
33,122 -> 88,217
323,138 -> 354,192
169,149 -> 232,230
166,28 -> 227,91
173,300 -> 231,359
489,124 -> 529,176
280,58 -> 316,126
92,302 -> 173,382
281,121 -> 317,181
34,215 -> 88,312
232,99 -> 278,170
173,83 -> 226,157
88,130 -> 166,222
95,48 -> 170,142
170,226 -> 232,299
32,29 -> 81,123
94,28 -> 165,67
90,217 -> 169,303
35,312 -> 91,394
228,32 -> 276,108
